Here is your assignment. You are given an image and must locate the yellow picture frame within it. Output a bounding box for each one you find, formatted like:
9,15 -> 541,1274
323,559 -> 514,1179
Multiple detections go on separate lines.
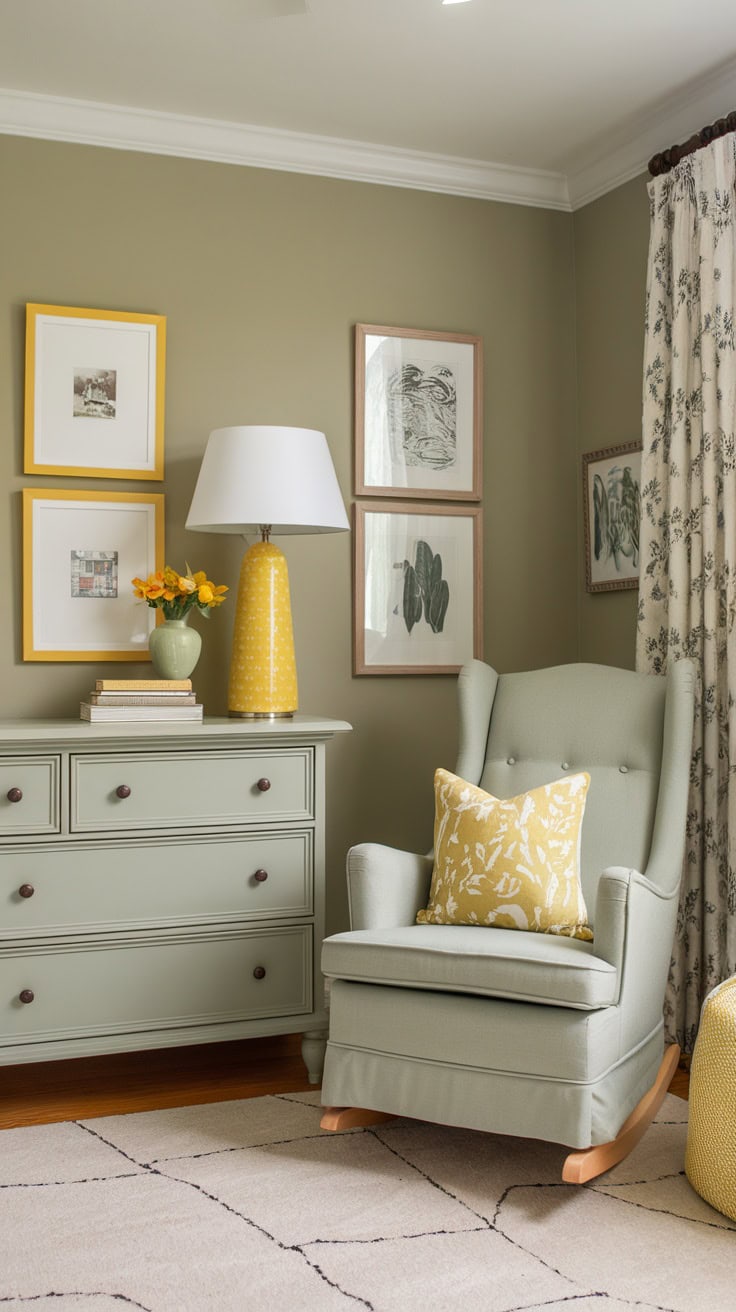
24,303 -> 166,480
23,488 -> 165,662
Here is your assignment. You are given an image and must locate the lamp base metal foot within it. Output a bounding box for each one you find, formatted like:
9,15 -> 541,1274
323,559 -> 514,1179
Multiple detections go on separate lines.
228,710 -> 295,719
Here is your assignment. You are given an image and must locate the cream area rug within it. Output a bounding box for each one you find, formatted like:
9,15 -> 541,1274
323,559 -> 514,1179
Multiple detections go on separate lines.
0,1090 -> 733,1311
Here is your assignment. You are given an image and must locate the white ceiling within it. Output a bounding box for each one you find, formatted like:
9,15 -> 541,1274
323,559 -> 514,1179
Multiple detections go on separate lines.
1,0 -> 736,209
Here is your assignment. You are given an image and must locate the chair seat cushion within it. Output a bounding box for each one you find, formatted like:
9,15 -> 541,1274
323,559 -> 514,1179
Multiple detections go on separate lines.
322,923 -> 618,1010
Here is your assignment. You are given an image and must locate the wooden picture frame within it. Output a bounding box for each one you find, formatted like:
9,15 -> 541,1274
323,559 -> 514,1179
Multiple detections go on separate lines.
23,488 -> 164,661
353,501 -> 483,674
355,324 -> 482,501
583,442 -> 642,593
24,303 -> 166,480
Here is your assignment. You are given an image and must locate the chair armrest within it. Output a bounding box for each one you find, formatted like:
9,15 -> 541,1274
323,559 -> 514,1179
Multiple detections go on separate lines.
594,866 -> 637,974
594,865 -> 679,1043
346,843 -> 434,930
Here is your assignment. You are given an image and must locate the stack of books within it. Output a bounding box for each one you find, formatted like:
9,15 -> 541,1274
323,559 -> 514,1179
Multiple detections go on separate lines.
80,679 -> 203,722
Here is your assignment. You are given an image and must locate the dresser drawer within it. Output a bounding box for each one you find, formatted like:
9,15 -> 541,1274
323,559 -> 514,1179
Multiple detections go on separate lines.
70,748 -> 313,832
0,925 -> 311,1045
1,831 -> 313,937
0,758 -> 60,837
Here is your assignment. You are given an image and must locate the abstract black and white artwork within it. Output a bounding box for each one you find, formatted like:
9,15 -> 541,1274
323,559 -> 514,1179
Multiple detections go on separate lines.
356,325 -> 482,501
385,359 -> 457,471
353,502 -> 482,674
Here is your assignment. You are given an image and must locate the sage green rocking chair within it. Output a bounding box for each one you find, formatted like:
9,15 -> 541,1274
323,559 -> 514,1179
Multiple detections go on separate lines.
320,658 -> 695,1183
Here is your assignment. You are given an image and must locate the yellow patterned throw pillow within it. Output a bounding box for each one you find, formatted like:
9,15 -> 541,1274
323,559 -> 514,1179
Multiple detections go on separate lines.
417,768 -> 593,941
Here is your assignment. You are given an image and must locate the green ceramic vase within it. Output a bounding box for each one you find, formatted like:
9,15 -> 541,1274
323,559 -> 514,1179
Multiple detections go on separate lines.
149,616 -> 202,680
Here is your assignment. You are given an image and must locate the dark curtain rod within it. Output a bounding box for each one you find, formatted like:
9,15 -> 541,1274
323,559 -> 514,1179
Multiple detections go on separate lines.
648,110 -> 736,176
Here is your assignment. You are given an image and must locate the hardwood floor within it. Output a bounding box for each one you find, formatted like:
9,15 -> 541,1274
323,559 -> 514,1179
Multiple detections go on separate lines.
668,1055 -> 690,1101
0,1038 -> 691,1131
0,1033 -> 314,1129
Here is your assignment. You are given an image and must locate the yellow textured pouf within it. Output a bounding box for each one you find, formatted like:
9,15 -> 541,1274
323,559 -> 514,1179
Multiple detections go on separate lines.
685,974 -> 736,1221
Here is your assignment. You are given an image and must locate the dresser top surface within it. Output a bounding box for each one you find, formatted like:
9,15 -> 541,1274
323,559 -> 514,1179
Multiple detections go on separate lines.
0,714 -> 352,746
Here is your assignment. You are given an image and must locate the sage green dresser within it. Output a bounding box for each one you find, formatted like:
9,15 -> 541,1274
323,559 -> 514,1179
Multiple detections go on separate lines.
0,714 -> 350,1081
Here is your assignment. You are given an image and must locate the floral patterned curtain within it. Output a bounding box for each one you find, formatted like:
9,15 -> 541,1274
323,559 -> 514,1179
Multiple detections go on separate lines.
636,133 -> 736,1051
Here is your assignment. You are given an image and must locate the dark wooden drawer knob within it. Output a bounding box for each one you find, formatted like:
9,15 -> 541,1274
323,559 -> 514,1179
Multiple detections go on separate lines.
253,966 -> 266,980
256,777 -> 271,792
7,787 -> 23,803
18,884 -> 35,899
115,785 -> 131,799
254,869 -> 269,883
19,989 -> 35,1004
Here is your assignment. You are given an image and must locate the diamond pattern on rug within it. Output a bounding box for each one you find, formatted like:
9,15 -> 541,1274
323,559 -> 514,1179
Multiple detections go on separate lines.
0,1091 -> 732,1312
75,1089 -> 324,1164
0,1119 -> 146,1187
0,1171 -> 349,1311
495,1177 -> 735,1310
306,1228 -> 576,1311
168,1129 -> 477,1245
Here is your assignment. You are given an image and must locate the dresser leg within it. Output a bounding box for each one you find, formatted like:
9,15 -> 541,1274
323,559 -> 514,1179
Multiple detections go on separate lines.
301,1030 -> 327,1084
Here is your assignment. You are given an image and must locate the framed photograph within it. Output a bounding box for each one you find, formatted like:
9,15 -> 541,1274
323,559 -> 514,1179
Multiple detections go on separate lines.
23,489 -> 164,661
583,442 -> 642,593
24,303 -> 166,480
355,324 -> 482,501
353,502 -> 483,675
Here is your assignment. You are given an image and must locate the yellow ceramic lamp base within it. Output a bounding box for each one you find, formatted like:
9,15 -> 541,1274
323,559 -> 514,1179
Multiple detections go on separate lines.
228,541 -> 298,717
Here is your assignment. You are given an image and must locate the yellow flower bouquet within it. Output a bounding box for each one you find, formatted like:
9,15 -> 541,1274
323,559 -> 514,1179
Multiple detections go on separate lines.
132,566 -> 228,620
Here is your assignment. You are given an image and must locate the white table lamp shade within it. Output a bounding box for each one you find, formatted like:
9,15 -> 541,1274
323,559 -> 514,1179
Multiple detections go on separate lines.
185,425 -> 348,718
185,426 -> 349,535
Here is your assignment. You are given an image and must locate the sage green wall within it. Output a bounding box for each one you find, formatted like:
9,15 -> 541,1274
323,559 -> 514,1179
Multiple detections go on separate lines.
573,172 -> 650,669
0,134 -> 578,932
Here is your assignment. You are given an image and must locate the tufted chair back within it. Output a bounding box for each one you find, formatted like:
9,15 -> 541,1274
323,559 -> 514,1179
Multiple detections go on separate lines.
455,662 -> 671,919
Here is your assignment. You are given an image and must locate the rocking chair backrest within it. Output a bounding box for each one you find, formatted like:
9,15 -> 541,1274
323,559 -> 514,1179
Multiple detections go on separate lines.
457,662 -> 673,919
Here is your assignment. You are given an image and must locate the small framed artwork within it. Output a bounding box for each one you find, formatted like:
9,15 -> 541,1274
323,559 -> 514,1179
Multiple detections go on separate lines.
24,303 -> 166,480
355,324 -> 482,501
23,489 -> 164,661
583,442 -> 642,593
353,502 -> 483,675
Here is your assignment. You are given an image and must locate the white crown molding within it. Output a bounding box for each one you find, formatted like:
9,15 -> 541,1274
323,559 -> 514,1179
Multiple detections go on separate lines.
0,87 -> 571,211
568,57 -> 736,209
2,64 -> 735,215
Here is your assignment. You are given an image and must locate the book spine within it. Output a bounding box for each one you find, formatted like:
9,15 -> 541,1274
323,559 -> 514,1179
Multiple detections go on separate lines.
80,703 -> 203,721
89,694 -> 197,706
91,690 -> 194,698
95,679 -> 192,692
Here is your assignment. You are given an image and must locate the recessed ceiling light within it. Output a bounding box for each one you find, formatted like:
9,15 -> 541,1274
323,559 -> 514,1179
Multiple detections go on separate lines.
442,1 -> 472,5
